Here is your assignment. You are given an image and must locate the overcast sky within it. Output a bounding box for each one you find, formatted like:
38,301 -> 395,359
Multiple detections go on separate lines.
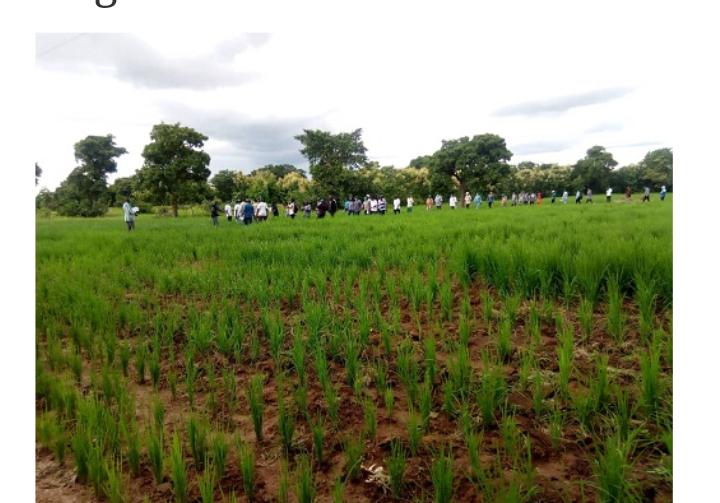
35,31 -> 672,190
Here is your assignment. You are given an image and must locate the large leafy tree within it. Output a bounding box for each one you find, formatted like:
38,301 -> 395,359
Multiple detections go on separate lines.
571,146 -> 618,192
210,169 -> 239,202
53,135 -> 128,216
639,148 -> 672,189
429,133 -> 513,197
295,128 -> 368,197
137,123 -> 211,217
251,164 -> 306,179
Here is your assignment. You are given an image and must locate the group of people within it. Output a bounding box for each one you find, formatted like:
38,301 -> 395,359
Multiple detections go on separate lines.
122,184 -> 669,230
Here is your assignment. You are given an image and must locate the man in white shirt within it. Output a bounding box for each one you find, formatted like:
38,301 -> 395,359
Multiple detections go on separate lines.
393,197 -> 401,214
370,197 -> 379,214
406,196 -> 414,213
606,187 -> 613,203
122,199 -> 135,231
224,202 -> 233,222
255,199 -> 269,221
435,194 -> 443,209
233,200 -> 242,222
449,194 -> 457,209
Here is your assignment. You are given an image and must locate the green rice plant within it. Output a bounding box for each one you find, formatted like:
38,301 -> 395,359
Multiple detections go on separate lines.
532,372 -> 545,417
503,292 -> 522,324
573,391 -> 595,431
458,315 -> 470,348
123,419 -> 141,476
407,412 -> 423,456
497,316 -> 513,362
152,394 -> 165,432
363,399 -> 377,441
482,291 -> 494,327
324,384 -> 340,427
88,443 -> 107,497
439,282 -> 453,321
71,426 -> 91,483
68,350 -> 83,384
476,364 -> 506,426
188,415 -> 209,471
119,342 -> 130,377
419,375 -> 433,429
247,374 -> 265,442
448,345 -> 471,400
277,390 -> 295,454
291,330 -> 306,384
236,438 -> 256,501
466,432 -> 488,488
344,336 -> 359,388
169,432 -> 188,503
384,386 -> 395,416
343,436 -> 364,480
295,454 -> 316,503
311,416 -> 325,464
168,368 -> 178,400
500,414 -> 521,465
556,327 -> 574,399
612,387 -> 633,441
634,274 -> 657,340
249,331 -> 260,362
332,477 -> 345,503
149,350 -> 161,389
386,440 -> 406,497
593,431 -> 639,503
222,368 -> 237,417
293,383 -> 309,420
590,354 -> 610,411
277,458 -> 289,503
134,343 -> 147,384
423,335 -> 437,382
639,346 -> 662,420
578,298 -> 594,342
396,340 -> 419,404
147,426 -> 164,483
211,432 -> 229,480
430,446 -> 454,503
314,347 -> 330,391
606,275 -> 625,343
185,358 -> 198,410
527,301 -> 541,344
199,460 -> 216,503
549,406 -> 564,450
374,359 -> 387,394
103,460 -> 125,503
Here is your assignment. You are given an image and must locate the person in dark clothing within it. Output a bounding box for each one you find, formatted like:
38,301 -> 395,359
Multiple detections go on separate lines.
241,199 -> 254,225
271,202 -> 279,217
317,199 -> 328,219
329,198 -> 338,216
210,202 -> 220,227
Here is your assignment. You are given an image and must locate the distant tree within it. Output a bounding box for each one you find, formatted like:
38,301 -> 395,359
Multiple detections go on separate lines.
571,146 -> 617,192
107,176 -> 138,206
429,133 -> 513,198
639,148 -> 673,190
210,170 -> 239,202
251,164 -> 306,179
53,135 -> 128,216
137,123 -> 211,217
35,163 -> 42,186
295,128 -> 368,197
409,155 -> 433,169
35,188 -> 55,210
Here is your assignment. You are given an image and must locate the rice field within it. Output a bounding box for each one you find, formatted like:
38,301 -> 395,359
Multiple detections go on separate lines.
35,199 -> 672,502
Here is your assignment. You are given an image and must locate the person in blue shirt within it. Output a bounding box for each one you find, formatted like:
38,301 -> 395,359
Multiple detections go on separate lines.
241,199 -> 254,225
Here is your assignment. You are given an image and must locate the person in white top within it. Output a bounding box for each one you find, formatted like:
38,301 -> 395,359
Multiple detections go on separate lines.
393,197 -> 401,214
255,200 -> 269,221
233,200 -> 242,222
122,199 -> 136,231
224,203 -> 233,222
370,197 -> 379,214
449,195 -> 457,209
434,194 -> 443,209
464,192 -> 472,208
406,196 -> 414,213
606,187 -> 613,203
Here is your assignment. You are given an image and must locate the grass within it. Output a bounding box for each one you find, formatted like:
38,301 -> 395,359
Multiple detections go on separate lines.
35,201 -> 672,502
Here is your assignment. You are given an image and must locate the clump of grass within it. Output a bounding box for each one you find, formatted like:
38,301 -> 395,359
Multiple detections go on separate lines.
497,316 -> 513,362
247,374 -> 265,442
149,349 -> 161,389
134,343 -> 147,384
147,426 -> 164,483
407,412 -> 423,456
311,416 -> 325,465
188,415 -> 209,471
236,438 -> 256,501
606,275 -> 625,343
169,432 -> 188,503
295,454 -> 316,503
431,446 -> 454,503
199,460 -> 216,503
277,458 -> 289,503
344,436 -> 364,481
578,298 -> 594,342
119,342 -> 131,377
210,432 -> 228,480
384,387 -> 395,416
476,362 -> 506,426
639,346 -> 662,420
277,388 -> 295,454
363,399 -> 377,441
593,431 -> 639,503
419,375 -> 433,429
387,440 -> 406,497
103,460 -> 125,503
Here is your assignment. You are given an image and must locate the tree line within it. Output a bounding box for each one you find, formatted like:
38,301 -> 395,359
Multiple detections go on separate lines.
35,123 -> 672,217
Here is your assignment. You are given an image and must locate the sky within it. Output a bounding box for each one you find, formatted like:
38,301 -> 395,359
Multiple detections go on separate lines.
35,31 -> 673,190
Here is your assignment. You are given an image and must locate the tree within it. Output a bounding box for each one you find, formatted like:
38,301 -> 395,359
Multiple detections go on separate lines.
35,163 -> 42,186
210,170 -> 239,202
295,128 -> 368,197
107,176 -> 138,206
639,148 -> 672,190
409,155 -> 432,169
137,123 -> 211,217
571,146 -> 617,192
53,135 -> 128,216
251,164 -> 306,179
429,133 -> 513,198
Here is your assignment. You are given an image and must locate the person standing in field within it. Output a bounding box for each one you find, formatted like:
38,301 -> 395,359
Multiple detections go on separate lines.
328,197 -> 338,217
562,190 -> 569,204
660,185 -> 667,201
449,194 -> 457,209
575,190 -> 583,204
487,191 -> 495,208
435,193 -> 443,209
425,196 -> 433,210
529,192 -> 536,205
241,199 -> 254,225
606,187 -> 613,203
210,201 -> 220,227
378,196 -> 387,215
551,190 -> 557,204
464,192 -> 472,208
317,199 -> 328,219
406,196 -> 414,213
625,186 -> 633,202
234,200 -> 242,222
271,202 -> 279,217
122,198 -> 136,231
303,201 -> 312,218
474,192 -> 482,208
287,199 -> 297,219
586,188 -> 593,203
642,186 -> 651,202
224,202 -> 233,222
255,199 -> 269,222
393,197 -> 401,214
537,192 -> 543,206
370,196 -> 379,214
501,194 -> 508,206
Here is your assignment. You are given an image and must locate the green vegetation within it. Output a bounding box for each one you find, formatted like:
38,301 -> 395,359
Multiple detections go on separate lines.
35,201 -> 671,501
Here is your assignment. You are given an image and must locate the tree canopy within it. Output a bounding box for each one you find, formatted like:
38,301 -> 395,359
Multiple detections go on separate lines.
571,146 -> 618,192
137,123 -> 211,217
